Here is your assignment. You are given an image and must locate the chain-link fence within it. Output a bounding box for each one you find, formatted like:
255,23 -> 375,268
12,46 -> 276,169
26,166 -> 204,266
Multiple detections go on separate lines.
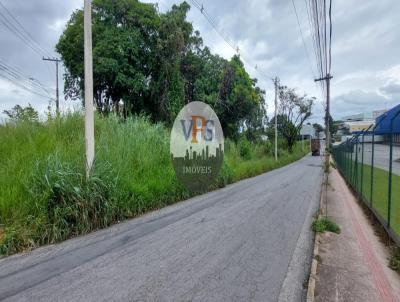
332,105 -> 400,244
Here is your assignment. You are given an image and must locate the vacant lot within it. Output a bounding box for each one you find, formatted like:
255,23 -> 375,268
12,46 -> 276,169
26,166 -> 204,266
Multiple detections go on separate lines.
0,114 -> 309,255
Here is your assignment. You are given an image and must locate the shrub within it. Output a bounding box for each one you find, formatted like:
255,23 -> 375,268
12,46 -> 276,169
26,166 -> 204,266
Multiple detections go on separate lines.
238,136 -> 252,160
312,217 -> 341,234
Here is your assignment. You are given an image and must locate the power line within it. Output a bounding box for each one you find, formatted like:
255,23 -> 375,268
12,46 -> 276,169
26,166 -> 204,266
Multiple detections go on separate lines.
0,0 -> 53,58
0,59 -> 54,93
0,71 -> 54,100
307,0 -> 333,153
0,59 -> 54,100
0,61 -> 54,95
290,0 -> 317,80
188,0 -> 274,81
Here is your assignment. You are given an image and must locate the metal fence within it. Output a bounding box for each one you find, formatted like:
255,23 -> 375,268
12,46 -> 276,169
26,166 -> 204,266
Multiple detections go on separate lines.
332,105 -> 400,244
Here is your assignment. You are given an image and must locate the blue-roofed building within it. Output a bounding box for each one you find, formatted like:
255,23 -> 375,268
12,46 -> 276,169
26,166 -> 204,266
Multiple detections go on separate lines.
374,104 -> 400,143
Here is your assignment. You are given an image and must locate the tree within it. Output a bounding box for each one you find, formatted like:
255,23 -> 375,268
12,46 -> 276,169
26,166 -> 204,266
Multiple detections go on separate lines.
56,0 -> 160,115
328,115 -> 341,135
313,123 -> 324,138
277,84 -> 314,152
56,0 -> 268,139
214,55 -> 265,140
149,2 -> 192,123
3,104 -> 39,122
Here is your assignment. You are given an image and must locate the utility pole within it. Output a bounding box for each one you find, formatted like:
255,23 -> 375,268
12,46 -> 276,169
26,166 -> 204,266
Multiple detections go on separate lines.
42,57 -> 61,114
315,74 -> 333,151
315,73 -> 333,176
84,0 -> 94,177
274,77 -> 279,162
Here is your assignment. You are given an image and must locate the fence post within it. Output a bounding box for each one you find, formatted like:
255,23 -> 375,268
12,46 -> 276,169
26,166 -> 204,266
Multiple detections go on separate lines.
346,139 -> 350,179
361,132 -> 365,198
350,140 -> 354,185
370,129 -> 375,207
355,136 -> 359,190
387,110 -> 400,228
343,139 -> 348,180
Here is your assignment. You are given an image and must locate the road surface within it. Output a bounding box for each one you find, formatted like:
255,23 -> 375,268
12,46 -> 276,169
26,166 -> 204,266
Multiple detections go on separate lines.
0,155 -> 322,302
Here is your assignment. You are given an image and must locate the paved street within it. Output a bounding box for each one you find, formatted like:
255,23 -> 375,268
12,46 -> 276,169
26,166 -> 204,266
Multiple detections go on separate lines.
0,155 -> 322,302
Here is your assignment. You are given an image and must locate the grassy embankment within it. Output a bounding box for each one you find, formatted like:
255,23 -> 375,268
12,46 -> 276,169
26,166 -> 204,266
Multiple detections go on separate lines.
0,114 -> 309,255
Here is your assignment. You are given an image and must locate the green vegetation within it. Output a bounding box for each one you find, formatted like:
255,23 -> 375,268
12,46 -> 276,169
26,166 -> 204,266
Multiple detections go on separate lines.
312,217 -> 341,234
360,164 -> 400,235
389,247 -> 400,271
0,0 -> 316,256
0,114 -> 309,255
56,0 -> 267,137
338,157 -> 400,237
270,81 -> 314,152
3,103 -> 39,122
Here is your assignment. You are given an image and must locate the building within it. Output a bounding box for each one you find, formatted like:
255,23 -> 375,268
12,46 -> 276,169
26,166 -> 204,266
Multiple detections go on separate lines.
300,123 -> 316,139
374,104 -> 400,144
342,120 -> 374,133
342,109 -> 387,122
340,109 -> 387,135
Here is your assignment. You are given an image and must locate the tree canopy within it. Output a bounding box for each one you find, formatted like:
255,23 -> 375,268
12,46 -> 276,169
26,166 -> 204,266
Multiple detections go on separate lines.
274,81 -> 314,151
3,104 -> 39,122
56,0 -> 266,139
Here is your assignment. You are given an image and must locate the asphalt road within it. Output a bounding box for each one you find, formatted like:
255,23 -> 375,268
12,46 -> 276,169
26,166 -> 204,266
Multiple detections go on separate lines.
0,155 -> 323,302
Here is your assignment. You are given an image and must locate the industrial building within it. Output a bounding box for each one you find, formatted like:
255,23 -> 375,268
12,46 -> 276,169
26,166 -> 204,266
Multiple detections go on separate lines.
374,104 -> 400,144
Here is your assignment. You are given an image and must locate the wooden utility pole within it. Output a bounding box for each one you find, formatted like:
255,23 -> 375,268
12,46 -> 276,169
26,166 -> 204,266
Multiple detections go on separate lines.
84,0 -> 94,177
42,57 -> 61,114
274,77 -> 279,162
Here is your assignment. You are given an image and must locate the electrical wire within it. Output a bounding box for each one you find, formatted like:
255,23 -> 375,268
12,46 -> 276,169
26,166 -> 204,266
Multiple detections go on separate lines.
0,60 -> 54,99
290,0 -> 317,80
0,1 -> 53,59
0,72 -> 53,100
188,0 -> 274,81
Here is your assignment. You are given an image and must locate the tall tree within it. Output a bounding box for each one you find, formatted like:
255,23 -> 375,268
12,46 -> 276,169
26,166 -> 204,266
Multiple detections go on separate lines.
56,0 -> 159,114
277,85 -> 314,152
56,0 -> 268,139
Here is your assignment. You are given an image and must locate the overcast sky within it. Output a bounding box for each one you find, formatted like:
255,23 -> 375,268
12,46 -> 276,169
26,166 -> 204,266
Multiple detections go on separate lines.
0,0 -> 399,124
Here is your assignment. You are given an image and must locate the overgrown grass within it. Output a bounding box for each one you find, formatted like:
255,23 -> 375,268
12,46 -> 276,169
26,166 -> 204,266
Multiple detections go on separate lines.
312,217 -> 341,234
0,114 -> 309,255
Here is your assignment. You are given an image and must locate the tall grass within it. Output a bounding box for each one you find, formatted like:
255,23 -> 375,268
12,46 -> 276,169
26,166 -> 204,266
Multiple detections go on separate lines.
0,114 -> 308,255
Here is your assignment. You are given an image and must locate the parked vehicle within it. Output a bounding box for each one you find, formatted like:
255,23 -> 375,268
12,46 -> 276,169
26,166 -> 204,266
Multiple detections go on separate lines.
311,139 -> 320,156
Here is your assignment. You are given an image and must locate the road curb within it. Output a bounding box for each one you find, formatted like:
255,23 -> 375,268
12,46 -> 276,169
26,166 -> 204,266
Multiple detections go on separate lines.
306,170 -> 325,302
307,234 -> 320,302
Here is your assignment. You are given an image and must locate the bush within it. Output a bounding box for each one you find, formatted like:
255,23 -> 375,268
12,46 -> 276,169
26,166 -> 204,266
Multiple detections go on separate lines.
312,217 -> 341,234
238,136 -> 252,160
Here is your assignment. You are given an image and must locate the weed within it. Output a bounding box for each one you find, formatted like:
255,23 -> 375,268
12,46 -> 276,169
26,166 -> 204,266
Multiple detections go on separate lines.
312,217 -> 341,234
389,247 -> 400,271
